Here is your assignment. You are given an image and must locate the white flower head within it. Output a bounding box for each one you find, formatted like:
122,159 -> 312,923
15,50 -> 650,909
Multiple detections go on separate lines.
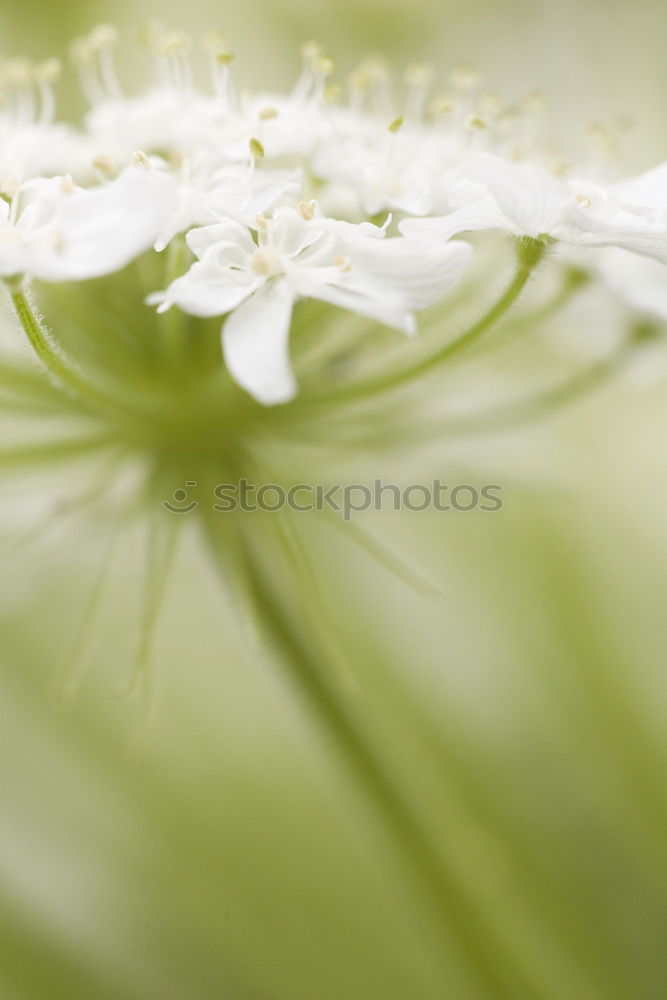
152,148 -> 301,252
400,153 -> 667,262
150,203 -> 472,404
0,56 -> 92,187
0,163 -> 177,282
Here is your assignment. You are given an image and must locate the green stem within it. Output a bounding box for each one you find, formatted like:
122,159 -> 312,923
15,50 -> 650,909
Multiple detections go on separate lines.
456,265 -> 590,360
9,285 -> 123,414
312,236 -> 548,405
221,526 -> 546,1000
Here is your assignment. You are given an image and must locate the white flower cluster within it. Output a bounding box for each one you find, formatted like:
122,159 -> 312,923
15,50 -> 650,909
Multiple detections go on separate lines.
2,26 -> 666,403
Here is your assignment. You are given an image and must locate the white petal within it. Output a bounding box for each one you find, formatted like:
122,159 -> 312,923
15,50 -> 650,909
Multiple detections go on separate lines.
222,279 -> 296,404
241,169 -> 302,221
596,247 -> 667,320
339,236 -> 473,312
612,162 -> 667,211
156,258 -> 261,317
399,202 -> 512,242
556,186 -> 667,261
186,221 -> 256,260
28,167 -> 177,282
291,270 -> 415,334
466,154 -> 565,236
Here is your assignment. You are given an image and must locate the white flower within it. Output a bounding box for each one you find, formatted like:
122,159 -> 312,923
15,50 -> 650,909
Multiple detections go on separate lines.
400,153 -> 667,262
152,152 -> 300,252
0,165 -> 176,282
209,41 -> 336,163
313,115 -> 438,217
77,26 -> 218,161
150,204 -> 473,404
0,58 -> 92,189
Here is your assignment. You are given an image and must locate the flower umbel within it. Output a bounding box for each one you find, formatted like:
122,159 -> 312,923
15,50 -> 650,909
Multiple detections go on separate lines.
1,26 -> 666,697
150,204 -> 472,402
2,30 -> 667,1000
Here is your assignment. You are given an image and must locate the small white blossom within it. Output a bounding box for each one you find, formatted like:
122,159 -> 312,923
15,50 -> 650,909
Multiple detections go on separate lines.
150,204 -> 473,403
0,166 -> 176,282
400,153 -> 667,261
152,152 -> 300,252
0,58 -> 92,188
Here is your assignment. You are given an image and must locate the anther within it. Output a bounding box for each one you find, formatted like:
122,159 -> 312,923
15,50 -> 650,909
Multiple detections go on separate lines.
249,138 -> 265,160
2,58 -> 34,90
324,83 -> 341,104
315,55 -> 335,77
301,40 -> 323,62
451,64 -> 480,93
131,150 -> 151,168
466,114 -> 488,131
92,154 -> 115,176
157,30 -> 192,57
297,201 -> 315,220
250,246 -> 284,277
404,62 -> 432,88
35,58 -> 62,85
89,24 -> 119,50
429,94 -> 455,118
0,178 -> 21,202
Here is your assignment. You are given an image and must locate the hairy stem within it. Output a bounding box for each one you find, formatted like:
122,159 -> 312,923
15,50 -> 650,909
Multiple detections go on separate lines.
9,285 -> 122,414
314,236 -> 548,405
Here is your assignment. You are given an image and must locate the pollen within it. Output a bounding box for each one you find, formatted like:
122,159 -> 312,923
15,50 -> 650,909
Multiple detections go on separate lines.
130,150 -> 151,169
466,114 -> 488,131
301,40 -> 323,62
404,62 -> 432,88
324,84 -> 342,104
35,58 -> 62,85
92,154 -> 115,176
3,58 -> 34,86
429,95 -> 455,118
335,256 -> 352,273
156,31 -> 192,57
0,178 -> 20,201
250,246 -> 284,277
297,201 -> 315,221
89,24 -> 119,50
451,63 -> 480,92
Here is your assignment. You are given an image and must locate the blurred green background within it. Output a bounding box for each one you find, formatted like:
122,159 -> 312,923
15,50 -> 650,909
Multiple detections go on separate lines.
2,1 -> 667,999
